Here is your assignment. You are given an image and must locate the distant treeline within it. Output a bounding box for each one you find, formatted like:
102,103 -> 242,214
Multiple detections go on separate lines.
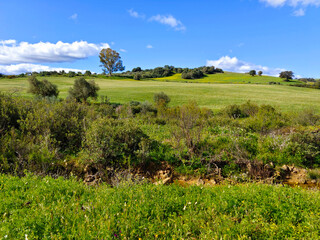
119,65 -> 224,80
0,65 -> 224,80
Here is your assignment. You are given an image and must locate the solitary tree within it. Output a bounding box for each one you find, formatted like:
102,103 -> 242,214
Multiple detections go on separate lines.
249,70 -> 256,77
28,76 -> 59,97
99,48 -> 125,76
258,71 -> 263,76
279,71 -> 294,81
68,77 -> 99,102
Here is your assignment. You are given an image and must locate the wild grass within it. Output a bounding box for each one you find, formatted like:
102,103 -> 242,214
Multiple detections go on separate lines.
1,76 -> 320,112
1,174 -> 320,239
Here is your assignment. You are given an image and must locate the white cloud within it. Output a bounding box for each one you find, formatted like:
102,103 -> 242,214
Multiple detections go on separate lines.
0,63 -> 86,75
0,40 -> 110,64
261,0 -> 320,7
128,9 -> 145,19
292,8 -> 306,15
146,44 -> 153,49
260,0 -> 320,15
0,39 -> 17,45
120,49 -> 127,53
70,13 -> 78,20
149,15 -> 186,31
206,56 -> 285,76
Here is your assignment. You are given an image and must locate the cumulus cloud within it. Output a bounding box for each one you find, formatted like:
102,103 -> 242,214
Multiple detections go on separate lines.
0,40 -> 110,64
128,9 -> 145,19
149,15 -> 186,31
0,63 -> 86,75
260,0 -> 320,15
206,56 -> 285,76
120,49 -> 127,52
146,44 -> 153,49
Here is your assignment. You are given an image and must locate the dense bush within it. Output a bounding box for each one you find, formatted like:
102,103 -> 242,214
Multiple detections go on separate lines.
0,94 -> 20,136
68,78 -> 100,102
154,92 -> 171,107
81,118 -> 149,168
181,69 -> 204,79
1,92 -> 320,179
28,76 -> 59,98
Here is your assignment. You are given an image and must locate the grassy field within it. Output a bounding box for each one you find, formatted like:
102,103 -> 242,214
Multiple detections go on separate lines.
153,72 -> 296,84
1,75 -> 319,112
1,174 -> 320,239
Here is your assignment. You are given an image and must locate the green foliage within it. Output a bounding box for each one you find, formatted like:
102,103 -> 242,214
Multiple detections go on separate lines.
28,76 -> 59,98
68,71 -> 76,77
242,105 -> 288,133
181,69 -> 204,79
249,70 -> 256,77
1,174 -> 320,239
99,48 -> 125,76
154,92 -> 171,107
68,77 -> 100,102
280,71 -> 294,81
0,94 -> 20,136
225,101 -> 259,119
133,72 -> 142,80
81,117 -> 149,168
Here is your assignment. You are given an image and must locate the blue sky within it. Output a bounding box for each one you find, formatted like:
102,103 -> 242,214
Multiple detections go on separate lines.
0,0 -> 319,77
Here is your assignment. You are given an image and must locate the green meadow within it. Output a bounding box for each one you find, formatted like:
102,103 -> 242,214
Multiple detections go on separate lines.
1,174 -> 320,239
153,72 -> 288,84
1,75 -> 319,112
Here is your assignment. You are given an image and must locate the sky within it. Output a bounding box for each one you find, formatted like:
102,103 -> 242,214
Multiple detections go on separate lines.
0,0 -> 319,77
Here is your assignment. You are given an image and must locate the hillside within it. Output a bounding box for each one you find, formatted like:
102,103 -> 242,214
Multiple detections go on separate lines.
0,75 -> 319,112
153,72 -> 296,84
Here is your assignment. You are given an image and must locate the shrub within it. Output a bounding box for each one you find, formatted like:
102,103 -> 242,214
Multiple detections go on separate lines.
81,118 -> 149,168
68,78 -> 100,102
19,100 -> 93,153
225,101 -> 259,119
0,94 -> 20,136
154,92 -> 171,107
243,105 -> 288,133
28,76 -> 59,98
133,73 -> 142,80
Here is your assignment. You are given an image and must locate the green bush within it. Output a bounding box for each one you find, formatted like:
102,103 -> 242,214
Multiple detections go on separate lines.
68,78 -> 99,102
0,93 -> 20,136
154,92 -> 171,107
28,76 -> 59,98
81,117 -> 149,168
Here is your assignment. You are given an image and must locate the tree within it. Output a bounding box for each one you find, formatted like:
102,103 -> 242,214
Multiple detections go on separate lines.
132,67 -> 142,72
279,71 -> 294,81
84,70 -> 92,76
28,76 -> 59,97
99,48 -> 125,76
68,71 -> 76,78
258,71 -> 263,76
68,77 -> 99,102
249,70 -> 256,77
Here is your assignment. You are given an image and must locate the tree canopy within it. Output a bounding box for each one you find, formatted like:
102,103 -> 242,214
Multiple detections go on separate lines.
279,71 -> 294,81
99,48 -> 125,76
68,77 -> 99,102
